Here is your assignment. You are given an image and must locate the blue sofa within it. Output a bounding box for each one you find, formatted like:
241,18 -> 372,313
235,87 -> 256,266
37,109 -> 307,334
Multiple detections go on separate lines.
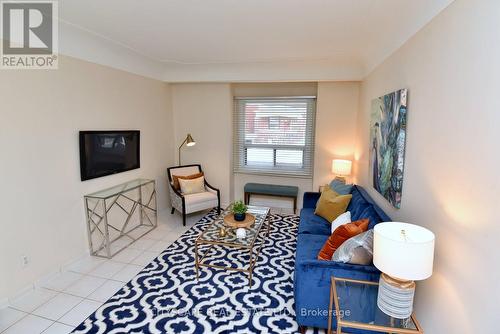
294,185 -> 392,330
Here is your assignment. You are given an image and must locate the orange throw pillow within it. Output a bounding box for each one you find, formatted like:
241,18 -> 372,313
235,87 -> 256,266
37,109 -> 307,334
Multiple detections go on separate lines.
317,219 -> 369,261
172,172 -> 204,191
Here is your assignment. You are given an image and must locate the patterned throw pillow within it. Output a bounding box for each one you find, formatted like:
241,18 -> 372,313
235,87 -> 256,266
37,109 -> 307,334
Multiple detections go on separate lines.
178,176 -> 205,194
315,186 -> 352,222
172,172 -> 204,191
317,219 -> 369,261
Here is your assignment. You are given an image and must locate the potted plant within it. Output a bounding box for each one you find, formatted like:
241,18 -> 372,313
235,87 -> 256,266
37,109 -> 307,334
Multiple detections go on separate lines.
231,200 -> 248,222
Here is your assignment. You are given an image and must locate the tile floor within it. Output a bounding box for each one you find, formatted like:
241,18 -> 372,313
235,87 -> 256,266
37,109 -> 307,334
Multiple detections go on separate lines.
0,206 -> 291,334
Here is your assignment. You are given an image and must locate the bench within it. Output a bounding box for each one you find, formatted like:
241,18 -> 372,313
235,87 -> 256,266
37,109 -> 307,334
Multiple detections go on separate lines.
244,183 -> 299,213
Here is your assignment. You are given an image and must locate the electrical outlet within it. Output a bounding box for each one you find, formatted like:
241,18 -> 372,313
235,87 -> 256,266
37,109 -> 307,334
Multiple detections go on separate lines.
22,255 -> 29,267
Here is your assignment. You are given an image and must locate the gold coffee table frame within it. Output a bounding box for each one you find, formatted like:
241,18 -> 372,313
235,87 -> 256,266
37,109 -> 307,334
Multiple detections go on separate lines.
194,206 -> 270,287
328,276 -> 423,334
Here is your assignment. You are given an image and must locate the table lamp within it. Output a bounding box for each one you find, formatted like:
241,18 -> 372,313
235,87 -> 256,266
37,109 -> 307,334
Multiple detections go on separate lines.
178,133 -> 196,165
373,222 -> 435,319
331,159 -> 352,183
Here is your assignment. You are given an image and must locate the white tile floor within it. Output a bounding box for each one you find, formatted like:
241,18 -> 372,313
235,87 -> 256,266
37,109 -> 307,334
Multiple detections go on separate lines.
1,206 -> 290,334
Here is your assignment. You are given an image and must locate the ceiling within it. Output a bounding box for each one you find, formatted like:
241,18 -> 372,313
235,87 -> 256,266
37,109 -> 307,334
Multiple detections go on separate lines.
58,0 -> 454,81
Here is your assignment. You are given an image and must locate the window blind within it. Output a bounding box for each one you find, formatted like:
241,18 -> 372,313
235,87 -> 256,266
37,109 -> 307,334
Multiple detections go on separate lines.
233,97 -> 316,177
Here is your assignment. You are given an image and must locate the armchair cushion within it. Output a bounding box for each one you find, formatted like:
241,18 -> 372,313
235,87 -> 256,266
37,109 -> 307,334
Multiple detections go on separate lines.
172,172 -> 204,191
179,176 -> 206,194
184,191 -> 218,214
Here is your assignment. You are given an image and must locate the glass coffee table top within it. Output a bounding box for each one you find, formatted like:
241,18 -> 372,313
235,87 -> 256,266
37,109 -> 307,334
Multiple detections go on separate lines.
330,277 -> 422,333
197,205 -> 270,247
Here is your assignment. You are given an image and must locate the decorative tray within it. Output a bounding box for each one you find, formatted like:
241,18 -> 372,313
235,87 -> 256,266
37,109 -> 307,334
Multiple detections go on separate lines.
223,213 -> 255,228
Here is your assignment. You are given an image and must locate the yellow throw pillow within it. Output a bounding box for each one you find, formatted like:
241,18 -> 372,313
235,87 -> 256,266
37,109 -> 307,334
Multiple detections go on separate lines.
178,176 -> 205,194
315,186 -> 352,222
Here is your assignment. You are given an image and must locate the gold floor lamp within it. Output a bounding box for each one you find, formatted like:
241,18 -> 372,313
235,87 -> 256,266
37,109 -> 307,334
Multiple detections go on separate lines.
178,133 -> 196,165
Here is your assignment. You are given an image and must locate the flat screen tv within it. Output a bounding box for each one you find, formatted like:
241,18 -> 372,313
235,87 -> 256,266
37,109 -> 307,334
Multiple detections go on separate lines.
79,130 -> 140,181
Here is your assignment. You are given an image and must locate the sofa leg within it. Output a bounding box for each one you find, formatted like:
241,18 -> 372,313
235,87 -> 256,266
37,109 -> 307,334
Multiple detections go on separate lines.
170,207 -> 175,214
217,206 -> 221,215
182,213 -> 186,226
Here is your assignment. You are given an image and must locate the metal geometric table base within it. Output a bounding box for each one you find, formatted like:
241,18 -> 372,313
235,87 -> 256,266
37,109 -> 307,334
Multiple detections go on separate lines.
84,179 -> 158,258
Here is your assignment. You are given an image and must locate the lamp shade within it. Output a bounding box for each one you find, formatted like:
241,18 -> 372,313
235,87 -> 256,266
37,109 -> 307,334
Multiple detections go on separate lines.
186,134 -> 196,147
374,222 -> 435,281
331,159 -> 352,176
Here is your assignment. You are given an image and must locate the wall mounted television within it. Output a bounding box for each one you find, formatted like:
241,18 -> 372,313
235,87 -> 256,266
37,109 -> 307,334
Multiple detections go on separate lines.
79,130 -> 140,181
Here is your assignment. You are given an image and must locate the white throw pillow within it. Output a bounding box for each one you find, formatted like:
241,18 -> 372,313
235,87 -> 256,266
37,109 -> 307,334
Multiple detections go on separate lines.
179,176 -> 205,194
331,211 -> 351,234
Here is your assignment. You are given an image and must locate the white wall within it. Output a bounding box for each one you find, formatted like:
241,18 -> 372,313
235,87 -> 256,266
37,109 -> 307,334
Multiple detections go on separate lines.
169,82 -> 360,211
0,56 -> 173,300
313,82 -> 359,190
171,83 -> 233,206
354,0 -> 500,332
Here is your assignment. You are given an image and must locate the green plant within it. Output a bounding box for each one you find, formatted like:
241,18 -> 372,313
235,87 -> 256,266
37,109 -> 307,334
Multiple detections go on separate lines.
231,200 -> 247,214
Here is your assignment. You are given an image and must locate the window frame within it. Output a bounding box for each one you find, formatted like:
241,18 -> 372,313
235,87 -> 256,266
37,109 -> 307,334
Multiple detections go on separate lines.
233,96 -> 316,178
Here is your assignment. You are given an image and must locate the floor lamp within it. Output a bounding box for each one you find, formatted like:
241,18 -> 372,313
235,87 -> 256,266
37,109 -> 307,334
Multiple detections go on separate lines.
178,133 -> 196,165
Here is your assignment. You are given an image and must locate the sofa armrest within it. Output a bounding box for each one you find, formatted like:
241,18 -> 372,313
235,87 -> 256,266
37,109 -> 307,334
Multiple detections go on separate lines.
294,259 -> 381,329
303,192 -> 321,209
298,259 -> 380,276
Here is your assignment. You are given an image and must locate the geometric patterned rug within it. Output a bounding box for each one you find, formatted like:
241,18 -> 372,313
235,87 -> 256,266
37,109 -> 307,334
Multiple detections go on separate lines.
72,209 -> 302,334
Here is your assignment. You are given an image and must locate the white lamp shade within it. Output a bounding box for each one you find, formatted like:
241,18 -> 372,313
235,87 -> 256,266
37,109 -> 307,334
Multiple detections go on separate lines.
374,222 -> 435,281
331,159 -> 352,176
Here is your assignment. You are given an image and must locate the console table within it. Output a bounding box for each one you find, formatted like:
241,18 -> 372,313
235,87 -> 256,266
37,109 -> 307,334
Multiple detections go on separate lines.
84,178 -> 157,258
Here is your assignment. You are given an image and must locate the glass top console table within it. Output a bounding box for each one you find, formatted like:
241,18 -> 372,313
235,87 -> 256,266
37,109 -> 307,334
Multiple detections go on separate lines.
84,178 -> 157,258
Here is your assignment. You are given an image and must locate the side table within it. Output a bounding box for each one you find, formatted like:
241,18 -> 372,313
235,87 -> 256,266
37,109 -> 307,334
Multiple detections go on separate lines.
328,276 -> 423,334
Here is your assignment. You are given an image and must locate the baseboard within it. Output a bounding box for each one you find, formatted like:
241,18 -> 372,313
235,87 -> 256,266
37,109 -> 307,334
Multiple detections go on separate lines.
61,250 -> 90,273
35,250 -> 89,289
8,284 -> 36,304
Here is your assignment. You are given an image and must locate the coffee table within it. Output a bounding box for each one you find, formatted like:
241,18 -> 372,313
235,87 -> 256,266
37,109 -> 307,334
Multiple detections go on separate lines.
328,276 -> 423,334
194,205 -> 270,287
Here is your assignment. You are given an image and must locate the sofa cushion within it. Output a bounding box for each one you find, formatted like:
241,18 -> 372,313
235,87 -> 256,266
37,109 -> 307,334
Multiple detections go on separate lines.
317,219 -> 369,260
332,229 -> 374,265
296,233 -> 328,263
330,211 -> 351,234
346,187 -> 369,217
357,205 -> 384,229
349,186 -> 392,223
315,187 -> 352,222
298,208 -> 331,235
329,179 -> 353,195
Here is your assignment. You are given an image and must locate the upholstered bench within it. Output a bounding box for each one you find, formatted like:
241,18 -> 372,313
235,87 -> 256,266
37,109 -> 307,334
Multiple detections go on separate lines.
244,183 -> 299,213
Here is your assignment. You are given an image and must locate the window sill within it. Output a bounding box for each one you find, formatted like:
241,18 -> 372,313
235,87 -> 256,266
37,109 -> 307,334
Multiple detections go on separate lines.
234,170 -> 312,179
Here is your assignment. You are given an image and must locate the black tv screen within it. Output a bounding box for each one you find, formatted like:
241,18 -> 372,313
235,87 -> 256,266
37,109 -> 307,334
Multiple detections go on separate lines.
79,130 -> 140,181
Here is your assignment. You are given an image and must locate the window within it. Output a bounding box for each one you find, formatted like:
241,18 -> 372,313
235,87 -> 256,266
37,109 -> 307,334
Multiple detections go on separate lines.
233,97 -> 316,177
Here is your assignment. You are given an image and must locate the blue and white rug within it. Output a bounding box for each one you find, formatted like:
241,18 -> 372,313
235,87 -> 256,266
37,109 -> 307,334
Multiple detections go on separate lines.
73,210 -> 302,334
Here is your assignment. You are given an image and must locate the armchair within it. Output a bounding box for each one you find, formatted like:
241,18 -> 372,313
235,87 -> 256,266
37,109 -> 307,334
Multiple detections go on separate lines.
167,164 -> 221,226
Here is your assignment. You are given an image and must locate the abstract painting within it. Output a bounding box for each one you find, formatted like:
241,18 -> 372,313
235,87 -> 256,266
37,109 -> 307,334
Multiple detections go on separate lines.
369,89 -> 408,208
